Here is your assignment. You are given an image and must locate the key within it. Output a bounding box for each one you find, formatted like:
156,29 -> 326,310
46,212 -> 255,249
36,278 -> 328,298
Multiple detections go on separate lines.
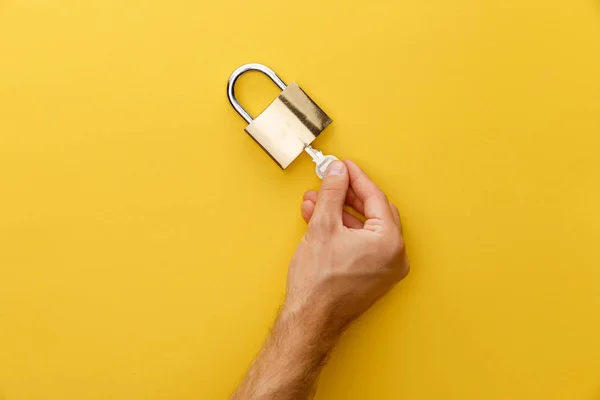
304,144 -> 339,179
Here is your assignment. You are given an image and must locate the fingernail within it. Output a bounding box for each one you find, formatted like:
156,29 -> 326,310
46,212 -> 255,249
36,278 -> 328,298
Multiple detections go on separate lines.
326,160 -> 345,176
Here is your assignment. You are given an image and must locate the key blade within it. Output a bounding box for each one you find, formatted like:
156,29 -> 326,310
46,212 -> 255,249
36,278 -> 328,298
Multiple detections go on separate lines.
303,144 -> 320,160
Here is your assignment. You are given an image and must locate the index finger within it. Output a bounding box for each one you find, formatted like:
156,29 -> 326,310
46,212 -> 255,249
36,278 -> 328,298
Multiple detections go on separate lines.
344,160 -> 394,223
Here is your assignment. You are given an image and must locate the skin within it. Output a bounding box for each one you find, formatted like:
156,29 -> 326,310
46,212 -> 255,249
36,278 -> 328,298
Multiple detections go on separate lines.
231,159 -> 410,400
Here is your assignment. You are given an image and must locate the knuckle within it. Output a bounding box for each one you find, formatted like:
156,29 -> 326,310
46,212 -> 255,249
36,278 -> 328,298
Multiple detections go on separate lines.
376,189 -> 388,200
382,234 -> 405,259
393,238 -> 406,258
320,187 -> 345,201
365,190 -> 388,206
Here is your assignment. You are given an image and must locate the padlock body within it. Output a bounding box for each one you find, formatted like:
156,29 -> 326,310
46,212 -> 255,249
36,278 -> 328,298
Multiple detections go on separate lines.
245,82 -> 332,169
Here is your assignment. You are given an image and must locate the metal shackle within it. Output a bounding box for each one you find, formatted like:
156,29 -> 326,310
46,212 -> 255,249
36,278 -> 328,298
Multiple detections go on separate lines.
227,63 -> 287,124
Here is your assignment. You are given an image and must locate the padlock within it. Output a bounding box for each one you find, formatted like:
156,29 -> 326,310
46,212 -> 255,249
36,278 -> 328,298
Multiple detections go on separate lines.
227,63 -> 332,169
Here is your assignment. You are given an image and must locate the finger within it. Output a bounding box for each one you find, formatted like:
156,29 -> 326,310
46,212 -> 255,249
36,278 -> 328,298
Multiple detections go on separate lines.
312,161 -> 349,232
303,190 -> 318,203
389,202 -> 402,229
312,188 -> 365,218
345,187 -> 365,215
302,191 -> 318,223
301,199 -> 315,224
342,210 -> 364,230
302,197 -> 363,229
344,160 -> 394,222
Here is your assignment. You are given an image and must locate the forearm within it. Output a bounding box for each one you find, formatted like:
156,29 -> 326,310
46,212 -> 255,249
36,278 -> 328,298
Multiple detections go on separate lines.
230,306 -> 339,400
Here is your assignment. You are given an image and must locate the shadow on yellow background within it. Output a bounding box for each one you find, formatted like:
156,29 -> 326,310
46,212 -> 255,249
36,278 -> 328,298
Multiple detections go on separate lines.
1,0 -> 599,399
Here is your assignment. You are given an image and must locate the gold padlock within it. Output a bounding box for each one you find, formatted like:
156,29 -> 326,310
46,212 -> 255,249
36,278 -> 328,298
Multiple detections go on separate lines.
227,63 -> 332,169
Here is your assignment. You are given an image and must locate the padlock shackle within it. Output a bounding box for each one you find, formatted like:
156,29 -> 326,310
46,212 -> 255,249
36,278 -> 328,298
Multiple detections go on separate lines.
227,63 -> 287,124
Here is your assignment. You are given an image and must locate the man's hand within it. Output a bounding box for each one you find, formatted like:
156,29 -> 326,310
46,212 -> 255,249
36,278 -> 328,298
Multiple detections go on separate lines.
231,160 -> 409,400
286,159 -> 409,337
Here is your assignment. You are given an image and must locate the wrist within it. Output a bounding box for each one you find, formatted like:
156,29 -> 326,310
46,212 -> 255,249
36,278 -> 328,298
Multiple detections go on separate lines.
278,298 -> 345,352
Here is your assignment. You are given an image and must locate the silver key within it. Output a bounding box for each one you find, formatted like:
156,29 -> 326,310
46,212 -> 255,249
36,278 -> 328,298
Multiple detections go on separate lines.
304,145 -> 339,179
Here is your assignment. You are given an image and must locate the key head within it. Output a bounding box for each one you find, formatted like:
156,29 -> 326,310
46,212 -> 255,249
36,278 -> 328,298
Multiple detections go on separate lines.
315,155 -> 339,179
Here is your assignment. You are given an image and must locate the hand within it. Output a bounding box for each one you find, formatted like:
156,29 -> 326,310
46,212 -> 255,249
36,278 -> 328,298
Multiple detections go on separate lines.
282,159 -> 410,338
230,160 -> 409,400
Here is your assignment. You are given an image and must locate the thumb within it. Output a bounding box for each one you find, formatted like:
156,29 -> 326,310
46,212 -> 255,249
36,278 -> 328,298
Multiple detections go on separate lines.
311,160 -> 349,232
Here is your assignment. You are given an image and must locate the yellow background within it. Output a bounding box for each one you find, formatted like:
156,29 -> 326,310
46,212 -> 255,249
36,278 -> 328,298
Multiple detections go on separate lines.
1,0 -> 599,398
